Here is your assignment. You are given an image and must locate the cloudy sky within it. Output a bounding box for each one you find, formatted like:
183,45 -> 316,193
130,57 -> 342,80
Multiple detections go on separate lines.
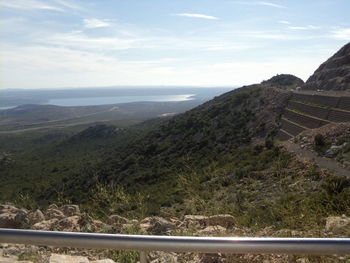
1,0 -> 349,89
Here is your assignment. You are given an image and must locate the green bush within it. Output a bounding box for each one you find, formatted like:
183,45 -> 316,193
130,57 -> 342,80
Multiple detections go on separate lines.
314,134 -> 325,147
314,134 -> 328,153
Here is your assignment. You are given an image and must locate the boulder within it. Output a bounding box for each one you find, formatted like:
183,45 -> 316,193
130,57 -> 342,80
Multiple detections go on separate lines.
14,209 -> 29,228
49,254 -> 89,263
48,204 -> 59,210
325,216 -> 350,235
169,218 -> 182,226
45,209 -> 65,220
28,210 -> 45,225
208,214 -> 235,228
107,215 -> 128,225
183,215 -> 209,228
0,205 -> 19,214
140,217 -> 175,235
62,205 -> 80,217
32,219 -> 59,231
197,226 -> 227,236
78,213 -> 106,233
325,145 -> 343,157
56,216 -> 81,232
0,213 -> 16,228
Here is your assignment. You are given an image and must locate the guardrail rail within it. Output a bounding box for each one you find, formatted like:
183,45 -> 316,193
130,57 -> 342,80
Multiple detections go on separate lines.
1,228 -> 350,262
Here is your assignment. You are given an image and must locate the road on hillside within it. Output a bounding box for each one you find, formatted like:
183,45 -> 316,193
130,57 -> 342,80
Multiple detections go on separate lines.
282,141 -> 350,178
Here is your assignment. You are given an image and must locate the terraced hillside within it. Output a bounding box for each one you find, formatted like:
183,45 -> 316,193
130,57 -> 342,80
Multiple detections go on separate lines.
278,91 -> 350,140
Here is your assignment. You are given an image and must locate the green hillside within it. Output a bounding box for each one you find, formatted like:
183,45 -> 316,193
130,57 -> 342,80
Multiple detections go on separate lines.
1,73 -> 349,231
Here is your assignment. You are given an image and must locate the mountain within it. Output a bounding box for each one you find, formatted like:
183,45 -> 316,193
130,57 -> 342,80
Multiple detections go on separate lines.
302,42 -> 350,91
262,74 -> 304,89
39,71 -> 350,229
2,45 -> 350,233
45,76 -> 295,210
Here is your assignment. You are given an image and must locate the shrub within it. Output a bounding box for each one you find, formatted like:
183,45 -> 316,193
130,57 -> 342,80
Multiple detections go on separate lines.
314,134 -> 325,147
314,134 -> 328,153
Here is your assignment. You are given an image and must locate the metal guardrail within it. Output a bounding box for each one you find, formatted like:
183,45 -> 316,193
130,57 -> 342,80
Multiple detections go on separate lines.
1,229 -> 350,262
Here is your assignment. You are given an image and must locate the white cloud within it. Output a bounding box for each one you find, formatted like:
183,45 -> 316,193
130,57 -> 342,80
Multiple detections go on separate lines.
331,28 -> 350,40
288,25 -> 320,30
83,18 -> 111,29
257,1 -> 286,8
0,0 -> 64,12
174,13 -> 219,20
0,44 -> 185,89
226,30 -> 322,40
44,32 -> 142,51
235,1 -> 286,8
51,0 -> 82,10
40,30 -> 257,52
279,20 -> 290,25
1,41 -> 327,89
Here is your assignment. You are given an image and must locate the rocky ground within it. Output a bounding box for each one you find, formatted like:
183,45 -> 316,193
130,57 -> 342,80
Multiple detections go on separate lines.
1,204 -> 350,262
293,123 -> 350,170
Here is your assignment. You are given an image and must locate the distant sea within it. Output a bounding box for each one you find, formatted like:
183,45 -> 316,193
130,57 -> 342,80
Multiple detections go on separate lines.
0,106 -> 15,110
0,87 -> 234,109
47,94 -> 195,107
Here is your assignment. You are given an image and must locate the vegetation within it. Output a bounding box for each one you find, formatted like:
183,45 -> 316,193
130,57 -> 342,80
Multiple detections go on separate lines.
314,133 -> 328,153
262,74 -> 304,89
1,77 -> 349,235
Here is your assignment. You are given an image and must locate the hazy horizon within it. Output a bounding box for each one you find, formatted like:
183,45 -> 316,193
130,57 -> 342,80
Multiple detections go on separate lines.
1,85 -> 238,91
0,86 -> 233,108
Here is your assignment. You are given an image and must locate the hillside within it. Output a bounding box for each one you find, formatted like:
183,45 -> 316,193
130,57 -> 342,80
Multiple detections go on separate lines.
42,76 -> 320,211
9,74 -> 348,235
1,45 -> 350,263
302,42 -> 350,91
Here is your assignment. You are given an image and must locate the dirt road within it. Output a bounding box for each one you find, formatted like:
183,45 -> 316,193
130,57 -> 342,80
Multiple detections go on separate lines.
282,141 -> 350,177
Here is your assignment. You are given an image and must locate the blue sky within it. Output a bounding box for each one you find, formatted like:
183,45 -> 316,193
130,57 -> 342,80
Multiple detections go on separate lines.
1,0 -> 349,89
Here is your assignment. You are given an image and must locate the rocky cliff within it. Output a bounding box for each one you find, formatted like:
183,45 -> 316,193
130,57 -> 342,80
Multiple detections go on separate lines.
302,42 -> 350,91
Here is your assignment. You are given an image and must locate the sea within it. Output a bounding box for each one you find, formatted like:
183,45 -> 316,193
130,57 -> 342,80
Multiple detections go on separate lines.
47,94 -> 195,107
0,87 -> 234,109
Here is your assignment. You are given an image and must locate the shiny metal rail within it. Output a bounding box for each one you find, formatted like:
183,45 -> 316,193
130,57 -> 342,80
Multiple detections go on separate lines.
1,229 -> 350,263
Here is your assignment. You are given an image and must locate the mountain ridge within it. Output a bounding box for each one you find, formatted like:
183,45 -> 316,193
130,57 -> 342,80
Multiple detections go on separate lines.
44,77 -> 295,211
302,42 -> 350,91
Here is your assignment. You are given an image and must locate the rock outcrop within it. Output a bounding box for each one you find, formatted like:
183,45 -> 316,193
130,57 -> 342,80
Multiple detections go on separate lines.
140,217 -> 176,235
325,215 -> 350,235
302,42 -> 350,91
0,205 -> 29,229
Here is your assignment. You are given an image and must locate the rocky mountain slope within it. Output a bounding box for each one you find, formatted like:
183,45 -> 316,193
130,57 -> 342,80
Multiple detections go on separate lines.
44,77 -> 296,211
302,42 -> 350,91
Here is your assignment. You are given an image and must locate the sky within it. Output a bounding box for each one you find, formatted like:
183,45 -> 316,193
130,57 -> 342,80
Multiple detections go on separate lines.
0,0 -> 350,89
